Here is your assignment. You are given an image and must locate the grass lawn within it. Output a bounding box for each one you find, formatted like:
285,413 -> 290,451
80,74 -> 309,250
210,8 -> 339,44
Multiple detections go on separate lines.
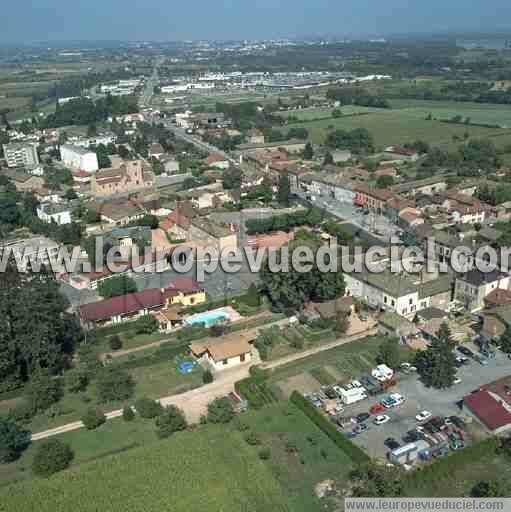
402,442 -> 511,497
241,402 -> 355,512
282,111 -> 511,148
276,105 -> 382,121
0,352 -> 203,435
268,335 -> 410,398
388,99 -> 511,128
264,324 -> 337,361
0,425 -> 291,512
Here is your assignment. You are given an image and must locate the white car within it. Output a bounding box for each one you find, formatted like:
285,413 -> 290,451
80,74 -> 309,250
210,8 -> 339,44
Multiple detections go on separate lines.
453,377 -> 462,385
389,393 -> 405,406
416,410 -> 432,422
374,415 -> 391,425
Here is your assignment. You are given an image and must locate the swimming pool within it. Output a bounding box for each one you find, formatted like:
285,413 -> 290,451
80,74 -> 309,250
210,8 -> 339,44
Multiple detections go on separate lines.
185,310 -> 230,328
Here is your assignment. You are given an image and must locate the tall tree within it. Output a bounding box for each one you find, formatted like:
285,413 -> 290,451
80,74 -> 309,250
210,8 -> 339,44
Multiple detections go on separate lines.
414,322 -> 457,389
302,142 -> 314,160
277,173 -> 291,206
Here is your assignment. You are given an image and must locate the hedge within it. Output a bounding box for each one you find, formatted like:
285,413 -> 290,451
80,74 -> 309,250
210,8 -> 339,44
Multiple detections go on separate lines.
290,391 -> 370,465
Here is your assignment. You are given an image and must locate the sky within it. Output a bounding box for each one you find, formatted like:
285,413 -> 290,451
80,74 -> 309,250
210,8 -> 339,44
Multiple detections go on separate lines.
2,0 -> 511,43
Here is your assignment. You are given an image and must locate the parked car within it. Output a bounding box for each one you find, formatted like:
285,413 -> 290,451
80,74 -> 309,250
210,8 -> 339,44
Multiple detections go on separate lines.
453,377 -> 462,385
416,410 -> 432,422
354,423 -> 369,434
473,354 -> 489,366
374,415 -> 390,425
402,430 -> 420,443
356,413 -> 370,424
370,403 -> 387,415
400,362 -> 417,373
384,437 -> 400,450
448,416 -> 466,429
457,346 -> 474,358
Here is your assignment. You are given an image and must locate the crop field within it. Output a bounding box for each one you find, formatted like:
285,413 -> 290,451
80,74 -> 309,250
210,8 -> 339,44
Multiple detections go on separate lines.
389,99 -> 511,128
0,425 -> 291,512
282,110 -> 511,148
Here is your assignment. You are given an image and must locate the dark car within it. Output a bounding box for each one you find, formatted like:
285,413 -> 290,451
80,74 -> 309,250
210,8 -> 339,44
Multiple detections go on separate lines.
448,416 -> 466,429
354,423 -> 369,434
384,437 -> 400,450
457,346 -> 474,358
356,413 -> 370,424
324,387 -> 337,399
402,430 -> 420,443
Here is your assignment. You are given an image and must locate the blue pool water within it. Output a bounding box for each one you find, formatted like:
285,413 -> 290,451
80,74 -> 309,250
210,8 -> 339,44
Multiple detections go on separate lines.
185,310 -> 229,327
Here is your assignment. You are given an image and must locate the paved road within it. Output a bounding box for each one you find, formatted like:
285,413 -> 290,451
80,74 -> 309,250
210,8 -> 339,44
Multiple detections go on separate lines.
29,327 -> 377,441
139,57 -> 164,108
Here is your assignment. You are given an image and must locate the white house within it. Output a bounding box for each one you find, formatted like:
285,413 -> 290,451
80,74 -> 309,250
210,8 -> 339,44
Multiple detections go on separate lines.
36,203 -> 72,225
190,332 -> 254,371
60,144 -> 99,173
454,269 -> 511,312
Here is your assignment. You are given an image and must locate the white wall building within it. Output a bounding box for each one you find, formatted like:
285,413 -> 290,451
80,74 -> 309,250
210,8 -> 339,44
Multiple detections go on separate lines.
60,145 -> 99,173
36,203 -> 72,225
3,143 -> 39,168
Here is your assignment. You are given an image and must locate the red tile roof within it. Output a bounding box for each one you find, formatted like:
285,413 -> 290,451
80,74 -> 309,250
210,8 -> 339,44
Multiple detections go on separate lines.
485,288 -> 511,307
80,288 -> 165,322
79,276 -> 202,322
464,389 -> 511,431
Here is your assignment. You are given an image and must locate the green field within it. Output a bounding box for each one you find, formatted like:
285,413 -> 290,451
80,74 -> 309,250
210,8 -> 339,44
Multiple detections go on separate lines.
0,401 -> 360,512
389,99 -> 511,128
282,110 -> 511,149
267,335 -> 410,399
0,347 -> 203,434
276,105 -> 382,121
0,425 -> 291,512
241,402 -> 354,512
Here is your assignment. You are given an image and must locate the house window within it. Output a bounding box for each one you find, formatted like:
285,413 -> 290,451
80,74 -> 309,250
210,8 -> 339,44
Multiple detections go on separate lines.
391,299 -> 395,307
223,359 -> 228,365
402,308 -> 408,315
384,296 -> 388,304
409,298 -> 413,305
240,353 -> 246,362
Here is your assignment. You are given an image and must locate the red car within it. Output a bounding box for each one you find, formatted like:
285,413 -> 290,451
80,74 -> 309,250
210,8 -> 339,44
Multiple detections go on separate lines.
370,403 -> 386,415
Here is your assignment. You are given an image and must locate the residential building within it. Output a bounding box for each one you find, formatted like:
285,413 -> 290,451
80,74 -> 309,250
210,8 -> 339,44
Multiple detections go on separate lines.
383,145 -> 419,162
205,153 -> 230,170
391,176 -> 449,197
344,268 -> 452,319
190,331 -> 255,371
162,156 -> 180,174
2,169 -> 44,193
353,184 -> 394,212
442,192 -> 488,225
188,217 -> 238,252
0,236 -> 59,272
79,277 -> 205,326
149,143 -> 165,160
463,377 -> 511,435
60,144 -> 99,173
247,128 -> 265,145
454,269 -> 511,311
481,304 -> 511,339
237,139 -> 307,153
93,199 -> 146,226
36,203 -> 72,225
3,142 -> 39,168
91,160 -> 154,198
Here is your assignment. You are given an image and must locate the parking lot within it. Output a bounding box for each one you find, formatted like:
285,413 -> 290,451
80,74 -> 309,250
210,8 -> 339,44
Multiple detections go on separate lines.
310,345 -> 511,460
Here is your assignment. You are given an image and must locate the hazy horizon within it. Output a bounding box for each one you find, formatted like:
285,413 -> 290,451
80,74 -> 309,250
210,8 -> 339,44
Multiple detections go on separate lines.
2,0 -> 511,44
